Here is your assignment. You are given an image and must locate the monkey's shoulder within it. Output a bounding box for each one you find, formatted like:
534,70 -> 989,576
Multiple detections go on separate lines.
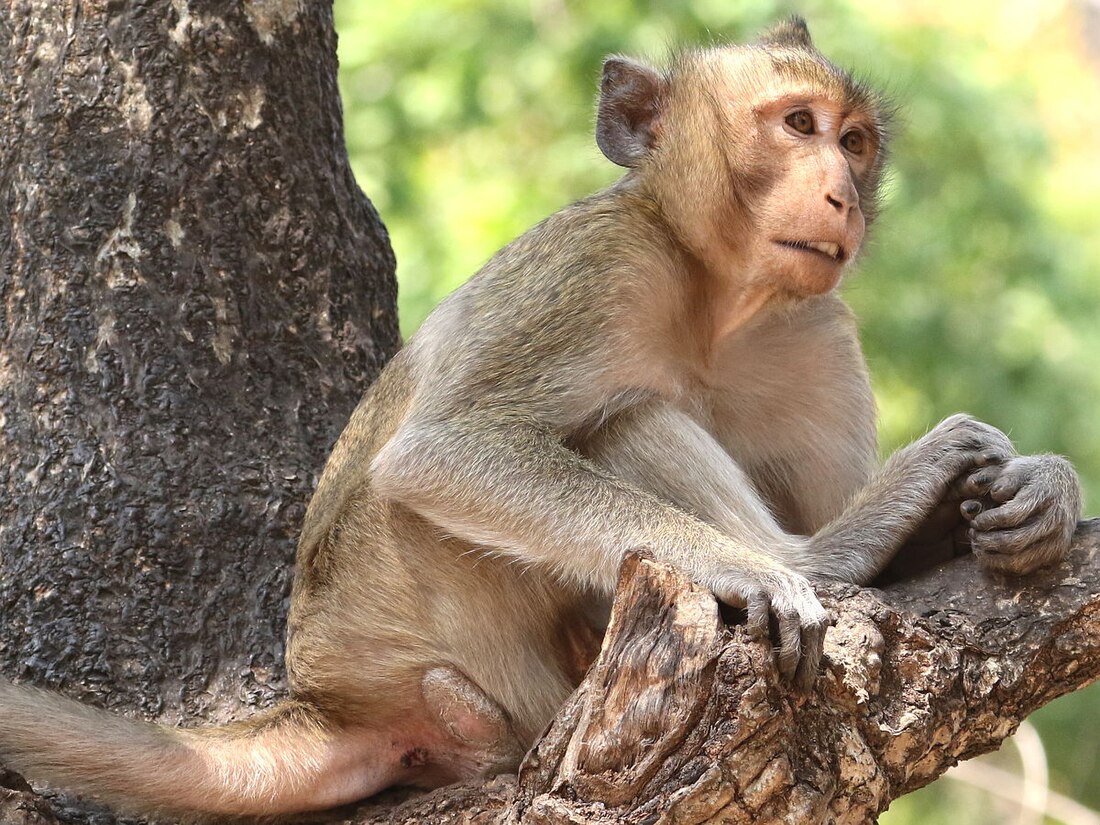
398,188 -> 670,388
450,187 -> 670,317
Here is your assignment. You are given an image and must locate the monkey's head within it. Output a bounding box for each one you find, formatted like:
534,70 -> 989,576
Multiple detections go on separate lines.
597,17 -> 891,299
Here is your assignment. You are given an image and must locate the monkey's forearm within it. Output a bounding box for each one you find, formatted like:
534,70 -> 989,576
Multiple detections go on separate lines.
372,418 -> 797,596
807,459 -> 954,583
582,401 -> 811,570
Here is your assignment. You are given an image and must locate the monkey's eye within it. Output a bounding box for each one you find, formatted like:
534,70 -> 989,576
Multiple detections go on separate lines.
841,130 -> 866,155
785,110 -> 815,135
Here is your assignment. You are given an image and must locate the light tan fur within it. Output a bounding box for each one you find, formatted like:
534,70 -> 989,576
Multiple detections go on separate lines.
0,17 -> 1081,818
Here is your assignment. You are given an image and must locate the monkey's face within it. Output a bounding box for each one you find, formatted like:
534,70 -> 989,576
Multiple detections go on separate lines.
736,79 -> 883,297
596,23 -> 890,302
663,46 -> 887,300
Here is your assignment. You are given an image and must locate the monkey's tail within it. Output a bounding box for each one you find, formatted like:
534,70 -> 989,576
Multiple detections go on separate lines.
0,680 -> 388,818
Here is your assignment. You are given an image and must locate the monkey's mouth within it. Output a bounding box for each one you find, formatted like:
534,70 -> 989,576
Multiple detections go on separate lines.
776,240 -> 846,263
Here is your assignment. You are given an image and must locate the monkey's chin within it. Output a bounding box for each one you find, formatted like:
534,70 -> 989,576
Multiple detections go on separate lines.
794,266 -> 844,296
772,242 -> 847,296
776,259 -> 844,297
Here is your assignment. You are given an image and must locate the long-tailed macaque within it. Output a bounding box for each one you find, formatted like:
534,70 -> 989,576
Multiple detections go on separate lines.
0,17 -> 1083,819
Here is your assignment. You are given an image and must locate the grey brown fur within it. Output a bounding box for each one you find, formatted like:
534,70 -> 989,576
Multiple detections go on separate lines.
0,17 -> 1083,819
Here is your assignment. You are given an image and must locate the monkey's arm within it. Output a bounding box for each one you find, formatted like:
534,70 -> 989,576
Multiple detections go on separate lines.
371,413 -> 829,687
580,401 -> 812,571
581,404 -> 1013,587
805,414 -> 1015,584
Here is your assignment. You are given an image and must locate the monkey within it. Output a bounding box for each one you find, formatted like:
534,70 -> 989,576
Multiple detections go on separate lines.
0,16 -> 1083,820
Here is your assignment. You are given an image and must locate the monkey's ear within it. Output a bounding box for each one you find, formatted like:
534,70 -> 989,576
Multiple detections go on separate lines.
596,57 -> 666,168
756,16 -> 815,50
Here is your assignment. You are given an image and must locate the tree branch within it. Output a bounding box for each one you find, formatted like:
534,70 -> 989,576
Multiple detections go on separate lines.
352,519 -> 1100,824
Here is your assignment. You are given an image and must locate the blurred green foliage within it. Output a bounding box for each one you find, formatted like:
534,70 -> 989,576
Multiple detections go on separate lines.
334,0 -> 1100,820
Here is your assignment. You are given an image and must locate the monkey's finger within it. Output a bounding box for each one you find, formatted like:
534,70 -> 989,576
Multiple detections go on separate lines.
746,592 -> 771,640
971,490 -> 1053,532
973,449 -> 1010,468
960,499 -> 983,520
957,467 -> 998,499
794,620 -> 826,692
974,524 -> 1069,575
971,516 -> 1060,558
776,612 -> 801,683
989,467 -> 1030,504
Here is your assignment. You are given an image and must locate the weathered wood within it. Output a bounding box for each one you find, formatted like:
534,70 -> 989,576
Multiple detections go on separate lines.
0,771 -> 59,825
350,520 -> 1100,825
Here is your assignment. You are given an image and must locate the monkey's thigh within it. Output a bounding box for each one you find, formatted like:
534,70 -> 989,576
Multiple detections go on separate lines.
427,546 -> 599,746
289,532 -> 595,763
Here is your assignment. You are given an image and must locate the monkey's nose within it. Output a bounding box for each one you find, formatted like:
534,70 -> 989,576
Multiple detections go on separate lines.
825,182 -> 859,213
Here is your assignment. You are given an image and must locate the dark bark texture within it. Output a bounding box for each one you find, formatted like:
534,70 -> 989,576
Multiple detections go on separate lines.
0,0 -> 397,817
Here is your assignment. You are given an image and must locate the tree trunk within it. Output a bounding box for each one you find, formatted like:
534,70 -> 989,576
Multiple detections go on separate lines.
0,0 -> 397,818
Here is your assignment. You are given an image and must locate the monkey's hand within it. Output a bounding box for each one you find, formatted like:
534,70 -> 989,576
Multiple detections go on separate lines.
836,414 -> 1015,586
714,566 -> 829,692
922,413 -> 1015,479
960,454 -> 1082,576
894,414 -> 1016,549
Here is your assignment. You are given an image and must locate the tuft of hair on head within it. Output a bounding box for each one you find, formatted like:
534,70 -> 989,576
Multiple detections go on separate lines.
755,15 -> 815,51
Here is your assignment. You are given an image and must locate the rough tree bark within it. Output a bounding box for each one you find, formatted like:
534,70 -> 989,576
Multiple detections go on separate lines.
2,2 -> 1098,825
0,0 -> 397,819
